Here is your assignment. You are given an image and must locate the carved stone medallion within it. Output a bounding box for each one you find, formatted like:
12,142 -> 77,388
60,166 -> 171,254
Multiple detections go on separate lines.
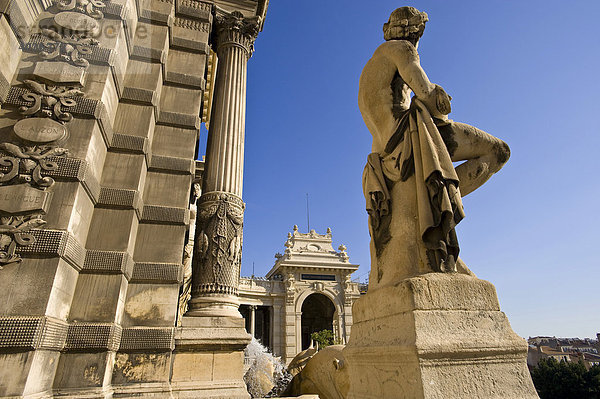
13,118 -> 67,143
54,11 -> 100,34
0,184 -> 51,214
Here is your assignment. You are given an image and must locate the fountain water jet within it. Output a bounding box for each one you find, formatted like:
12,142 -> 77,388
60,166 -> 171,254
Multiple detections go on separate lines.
243,338 -> 292,398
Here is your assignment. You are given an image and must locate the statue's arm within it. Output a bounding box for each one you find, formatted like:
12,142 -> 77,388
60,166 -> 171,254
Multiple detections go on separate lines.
378,41 -> 450,118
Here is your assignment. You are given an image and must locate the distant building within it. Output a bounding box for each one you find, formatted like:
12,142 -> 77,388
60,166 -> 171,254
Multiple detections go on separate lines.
528,335 -> 600,370
238,226 -> 361,364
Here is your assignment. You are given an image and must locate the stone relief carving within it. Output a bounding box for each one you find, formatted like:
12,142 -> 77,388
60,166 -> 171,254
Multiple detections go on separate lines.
214,10 -> 261,55
178,183 -> 201,323
0,80 -> 77,266
19,80 -> 83,122
54,0 -> 107,20
0,215 -> 46,266
193,192 -> 244,296
0,143 -> 68,189
285,273 -> 295,304
37,29 -> 99,68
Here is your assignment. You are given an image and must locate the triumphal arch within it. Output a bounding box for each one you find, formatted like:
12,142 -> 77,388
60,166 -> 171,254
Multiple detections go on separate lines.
0,0 -> 268,397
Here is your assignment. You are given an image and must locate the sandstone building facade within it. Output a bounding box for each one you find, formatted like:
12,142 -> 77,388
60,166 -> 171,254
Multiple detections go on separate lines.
0,0 -> 268,397
238,226 -> 361,364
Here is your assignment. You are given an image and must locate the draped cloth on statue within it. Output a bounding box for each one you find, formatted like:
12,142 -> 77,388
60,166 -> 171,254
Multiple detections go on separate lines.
363,97 -> 465,272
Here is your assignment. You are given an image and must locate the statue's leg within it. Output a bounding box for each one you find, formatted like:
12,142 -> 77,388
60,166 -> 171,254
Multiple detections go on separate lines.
440,121 -> 510,196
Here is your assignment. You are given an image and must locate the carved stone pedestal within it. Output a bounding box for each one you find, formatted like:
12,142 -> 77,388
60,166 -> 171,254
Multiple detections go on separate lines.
343,273 -> 538,399
171,316 -> 251,399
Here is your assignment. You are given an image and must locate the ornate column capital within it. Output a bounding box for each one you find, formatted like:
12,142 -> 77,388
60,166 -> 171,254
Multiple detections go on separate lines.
213,11 -> 261,56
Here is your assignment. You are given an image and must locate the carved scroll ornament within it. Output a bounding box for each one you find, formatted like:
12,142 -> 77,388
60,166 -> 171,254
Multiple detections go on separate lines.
193,192 -> 244,296
54,0 -> 107,20
0,215 -> 45,266
38,29 -> 99,68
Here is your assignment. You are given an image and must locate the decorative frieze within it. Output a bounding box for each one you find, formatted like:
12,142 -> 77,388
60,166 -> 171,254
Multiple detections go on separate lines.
131,262 -> 182,284
119,327 -> 174,351
192,192 -> 244,297
82,249 -> 134,279
176,0 -> 211,21
0,316 -> 68,351
173,17 -> 209,32
65,322 -> 122,351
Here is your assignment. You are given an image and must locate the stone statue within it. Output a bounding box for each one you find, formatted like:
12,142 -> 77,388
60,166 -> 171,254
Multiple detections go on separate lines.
343,8 -> 539,398
359,6 -> 510,287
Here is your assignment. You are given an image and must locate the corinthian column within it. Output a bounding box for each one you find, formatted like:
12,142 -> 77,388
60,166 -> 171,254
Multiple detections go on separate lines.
188,11 -> 260,318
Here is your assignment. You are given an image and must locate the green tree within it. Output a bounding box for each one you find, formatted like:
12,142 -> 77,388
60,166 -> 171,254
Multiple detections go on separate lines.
530,358 -> 600,399
310,329 -> 334,349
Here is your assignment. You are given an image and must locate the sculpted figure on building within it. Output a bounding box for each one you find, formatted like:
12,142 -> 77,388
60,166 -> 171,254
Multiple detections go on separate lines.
359,6 -> 511,286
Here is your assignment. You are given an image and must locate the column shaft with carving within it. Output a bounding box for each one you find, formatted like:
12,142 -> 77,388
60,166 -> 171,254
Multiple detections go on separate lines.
188,11 -> 260,318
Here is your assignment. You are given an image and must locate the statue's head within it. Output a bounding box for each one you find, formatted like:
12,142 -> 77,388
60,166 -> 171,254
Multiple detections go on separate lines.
383,7 -> 428,44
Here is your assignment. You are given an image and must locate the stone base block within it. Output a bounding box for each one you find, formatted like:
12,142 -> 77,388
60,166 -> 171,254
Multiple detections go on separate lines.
170,316 -> 251,399
343,273 -> 538,399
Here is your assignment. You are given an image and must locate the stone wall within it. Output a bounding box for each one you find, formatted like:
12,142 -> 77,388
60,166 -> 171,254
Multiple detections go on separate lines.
0,0 -> 227,396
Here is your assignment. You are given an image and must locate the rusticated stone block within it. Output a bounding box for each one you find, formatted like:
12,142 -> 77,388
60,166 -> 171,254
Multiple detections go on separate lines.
122,283 -> 179,327
112,352 -> 172,385
149,155 -> 195,174
111,133 -> 149,154
98,187 -> 142,212
131,262 -> 182,284
165,49 -> 206,88
82,250 -> 135,280
69,274 -> 128,322
0,316 -> 68,351
139,0 -> 173,25
122,59 -> 162,106
119,327 -> 175,351
65,322 -> 122,351
86,208 -> 139,252
141,205 -> 189,225
100,152 -> 147,192
15,229 -> 85,271
171,17 -> 210,53
157,85 -> 202,128
131,21 -> 169,64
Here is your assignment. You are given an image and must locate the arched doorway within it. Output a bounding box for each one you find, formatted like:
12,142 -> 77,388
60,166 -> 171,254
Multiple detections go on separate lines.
301,293 -> 335,350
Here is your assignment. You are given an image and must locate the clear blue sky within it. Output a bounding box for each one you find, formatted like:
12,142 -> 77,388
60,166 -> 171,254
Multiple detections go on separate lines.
208,0 -> 600,339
